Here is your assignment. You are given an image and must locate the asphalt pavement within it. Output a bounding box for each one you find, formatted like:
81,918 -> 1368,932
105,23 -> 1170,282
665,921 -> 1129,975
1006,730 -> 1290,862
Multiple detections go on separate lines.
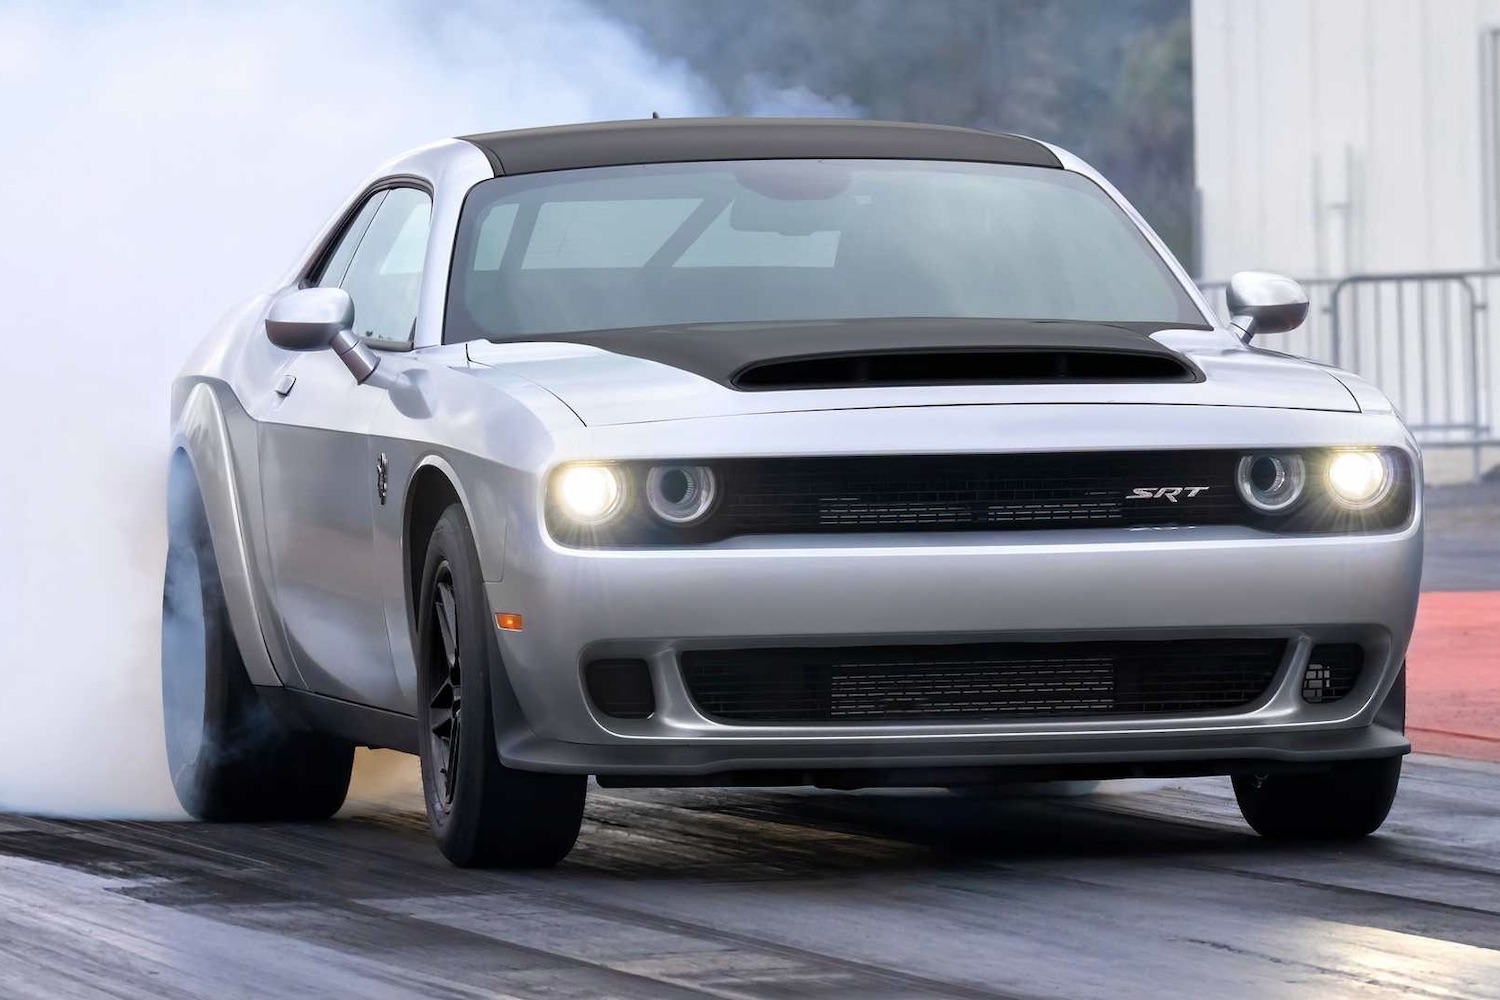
3,754 -> 1500,999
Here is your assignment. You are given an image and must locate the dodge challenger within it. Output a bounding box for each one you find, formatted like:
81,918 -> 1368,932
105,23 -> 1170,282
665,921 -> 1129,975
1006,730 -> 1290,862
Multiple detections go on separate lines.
162,118 -> 1420,867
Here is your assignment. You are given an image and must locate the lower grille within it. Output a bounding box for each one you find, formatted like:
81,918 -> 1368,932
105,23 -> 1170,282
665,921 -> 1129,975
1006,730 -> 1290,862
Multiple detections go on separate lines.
1302,644 -> 1363,703
681,639 -> 1287,724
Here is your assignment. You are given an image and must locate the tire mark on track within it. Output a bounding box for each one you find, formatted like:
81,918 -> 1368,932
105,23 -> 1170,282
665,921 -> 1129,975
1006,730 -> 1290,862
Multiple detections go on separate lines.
2,811 -> 1030,999
379,881 -> 1043,1000
199,896 -> 769,1000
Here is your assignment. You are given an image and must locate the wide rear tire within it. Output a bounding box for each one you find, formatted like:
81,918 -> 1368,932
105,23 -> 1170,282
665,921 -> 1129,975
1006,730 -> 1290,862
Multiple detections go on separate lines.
162,459 -> 354,821
1233,756 -> 1402,841
415,504 -> 586,868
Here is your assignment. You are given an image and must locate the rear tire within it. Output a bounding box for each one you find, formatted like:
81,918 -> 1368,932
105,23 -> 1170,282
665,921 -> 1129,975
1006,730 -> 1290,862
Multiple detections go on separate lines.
1233,756 -> 1402,841
162,459 -> 354,821
415,504 -> 586,868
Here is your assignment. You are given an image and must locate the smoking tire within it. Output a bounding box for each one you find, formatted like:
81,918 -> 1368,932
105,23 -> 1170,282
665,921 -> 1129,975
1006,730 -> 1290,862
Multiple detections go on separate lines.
415,504 -> 586,868
162,457 -> 354,821
1233,756 -> 1402,840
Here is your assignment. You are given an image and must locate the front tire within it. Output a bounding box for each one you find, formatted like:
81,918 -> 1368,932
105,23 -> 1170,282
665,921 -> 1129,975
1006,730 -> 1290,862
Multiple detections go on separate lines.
162,459 -> 354,821
1233,756 -> 1402,840
415,504 -> 586,868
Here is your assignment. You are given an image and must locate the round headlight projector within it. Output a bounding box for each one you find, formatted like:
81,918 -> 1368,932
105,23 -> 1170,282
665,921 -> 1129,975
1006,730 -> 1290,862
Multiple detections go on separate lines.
1326,450 -> 1393,509
646,465 -> 717,524
555,464 -> 625,525
1236,453 -> 1305,513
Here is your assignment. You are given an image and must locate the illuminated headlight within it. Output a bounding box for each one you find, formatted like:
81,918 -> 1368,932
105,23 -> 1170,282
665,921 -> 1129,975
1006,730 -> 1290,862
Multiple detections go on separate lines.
553,463 -> 625,525
646,465 -> 717,524
1326,450 -> 1393,509
1236,453 -> 1306,513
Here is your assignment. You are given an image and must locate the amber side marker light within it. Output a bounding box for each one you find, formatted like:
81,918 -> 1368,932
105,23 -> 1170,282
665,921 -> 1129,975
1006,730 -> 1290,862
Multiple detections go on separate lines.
495,612 -> 524,631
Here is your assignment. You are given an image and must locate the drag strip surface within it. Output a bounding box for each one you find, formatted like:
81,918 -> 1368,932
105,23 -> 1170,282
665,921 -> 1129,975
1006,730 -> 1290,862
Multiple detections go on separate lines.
2,755 -> 1499,999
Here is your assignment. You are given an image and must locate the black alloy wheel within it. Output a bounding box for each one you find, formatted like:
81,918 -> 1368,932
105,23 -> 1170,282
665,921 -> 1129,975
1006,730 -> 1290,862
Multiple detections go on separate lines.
426,563 -> 464,812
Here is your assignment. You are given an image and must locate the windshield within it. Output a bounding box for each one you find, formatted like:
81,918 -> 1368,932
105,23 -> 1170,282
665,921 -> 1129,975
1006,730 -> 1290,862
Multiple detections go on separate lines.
445,159 -> 1205,342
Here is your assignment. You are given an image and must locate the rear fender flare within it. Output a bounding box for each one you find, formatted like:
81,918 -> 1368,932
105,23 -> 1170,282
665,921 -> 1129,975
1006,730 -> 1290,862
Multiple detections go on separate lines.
170,381 -> 285,688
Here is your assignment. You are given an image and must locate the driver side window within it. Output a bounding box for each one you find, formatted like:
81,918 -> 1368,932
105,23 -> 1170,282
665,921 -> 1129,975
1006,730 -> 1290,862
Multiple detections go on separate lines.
316,186 -> 432,344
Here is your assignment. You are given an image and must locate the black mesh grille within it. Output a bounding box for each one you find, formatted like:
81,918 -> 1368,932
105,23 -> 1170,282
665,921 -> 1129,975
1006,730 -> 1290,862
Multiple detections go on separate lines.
681,639 -> 1287,724
1302,644 -> 1363,704
714,452 -> 1243,535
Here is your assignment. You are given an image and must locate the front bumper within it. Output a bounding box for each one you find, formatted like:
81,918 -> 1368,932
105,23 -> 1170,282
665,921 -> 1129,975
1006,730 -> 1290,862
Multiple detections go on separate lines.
486,518 -> 1421,777
502,719 -> 1410,782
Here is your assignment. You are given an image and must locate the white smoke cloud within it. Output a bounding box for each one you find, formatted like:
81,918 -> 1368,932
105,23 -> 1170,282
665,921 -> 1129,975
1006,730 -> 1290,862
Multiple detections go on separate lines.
738,77 -> 864,119
0,0 -> 725,816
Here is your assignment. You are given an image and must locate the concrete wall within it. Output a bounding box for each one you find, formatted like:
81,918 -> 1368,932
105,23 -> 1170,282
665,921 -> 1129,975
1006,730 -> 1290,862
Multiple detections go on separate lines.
1193,0 -> 1500,281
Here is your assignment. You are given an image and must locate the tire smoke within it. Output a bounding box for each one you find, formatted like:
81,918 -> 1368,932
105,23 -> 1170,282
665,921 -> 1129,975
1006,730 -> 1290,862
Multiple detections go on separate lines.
0,0 -> 736,817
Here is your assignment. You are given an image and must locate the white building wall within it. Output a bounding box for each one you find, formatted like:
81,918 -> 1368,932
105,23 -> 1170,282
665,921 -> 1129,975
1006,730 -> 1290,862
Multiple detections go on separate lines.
1195,0 -> 1500,480
1193,0 -> 1498,281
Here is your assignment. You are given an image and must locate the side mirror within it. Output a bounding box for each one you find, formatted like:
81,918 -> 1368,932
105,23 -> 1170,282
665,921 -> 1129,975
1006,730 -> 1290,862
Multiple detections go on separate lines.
1226,271 -> 1309,343
265,287 -> 378,383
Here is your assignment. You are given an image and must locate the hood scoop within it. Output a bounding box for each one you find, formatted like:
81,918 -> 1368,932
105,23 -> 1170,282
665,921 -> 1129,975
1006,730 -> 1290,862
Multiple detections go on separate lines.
732,348 -> 1197,391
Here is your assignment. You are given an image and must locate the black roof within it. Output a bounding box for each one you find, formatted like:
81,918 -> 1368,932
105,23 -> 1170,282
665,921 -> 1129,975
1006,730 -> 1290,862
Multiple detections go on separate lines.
459,118 -> 1060,176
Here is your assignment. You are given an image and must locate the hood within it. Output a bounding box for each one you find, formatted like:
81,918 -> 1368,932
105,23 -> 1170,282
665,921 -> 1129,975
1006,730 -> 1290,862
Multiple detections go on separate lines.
463,320 -> 1359,427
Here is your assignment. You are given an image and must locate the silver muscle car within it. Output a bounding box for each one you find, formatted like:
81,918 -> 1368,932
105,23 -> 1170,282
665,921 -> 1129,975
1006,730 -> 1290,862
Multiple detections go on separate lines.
162,118 -> 1421,867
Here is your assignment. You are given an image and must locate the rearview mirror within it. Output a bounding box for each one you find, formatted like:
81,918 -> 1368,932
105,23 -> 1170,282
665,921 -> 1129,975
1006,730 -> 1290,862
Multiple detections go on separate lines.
1226,271 -> 1309,343
265,287 -> 378,383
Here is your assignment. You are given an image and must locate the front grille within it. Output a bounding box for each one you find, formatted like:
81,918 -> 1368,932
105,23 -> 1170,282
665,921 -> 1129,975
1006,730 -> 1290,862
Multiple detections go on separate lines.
714,452 -> 1243,535
681,639 -> 1287,724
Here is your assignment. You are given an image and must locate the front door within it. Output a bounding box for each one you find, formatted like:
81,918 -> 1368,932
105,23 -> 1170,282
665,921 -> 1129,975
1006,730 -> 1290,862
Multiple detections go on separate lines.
256,185 -> 432,709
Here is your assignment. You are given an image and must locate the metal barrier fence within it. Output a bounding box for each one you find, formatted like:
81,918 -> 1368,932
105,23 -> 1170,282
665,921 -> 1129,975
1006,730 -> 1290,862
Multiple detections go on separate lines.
1198,270 -> 1499,480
